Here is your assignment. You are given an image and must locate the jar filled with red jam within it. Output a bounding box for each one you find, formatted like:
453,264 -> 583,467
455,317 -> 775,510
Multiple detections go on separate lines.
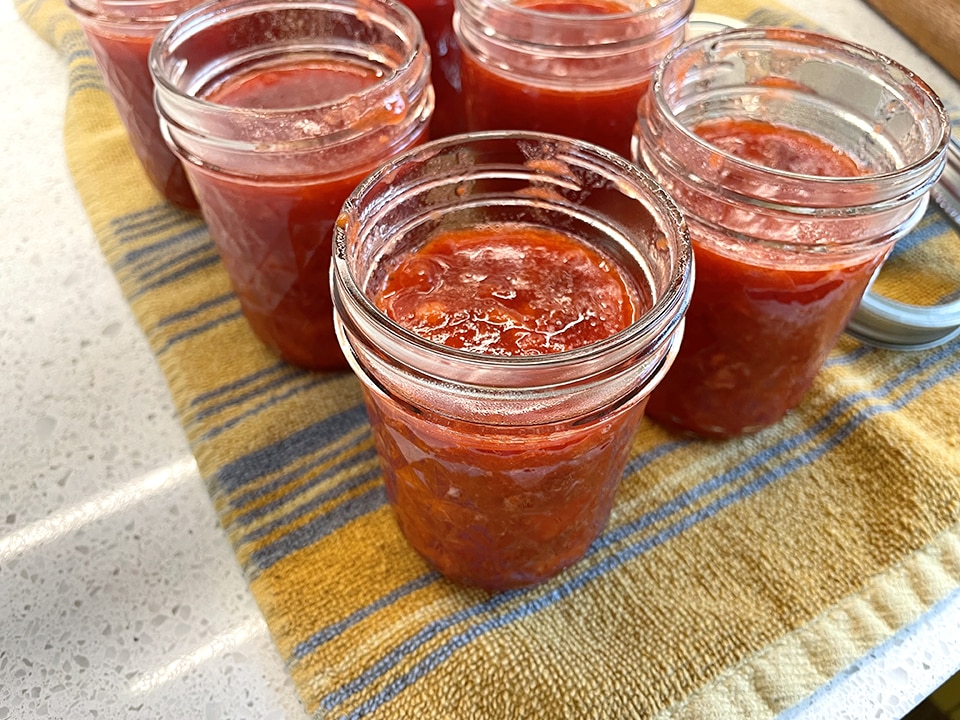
331,132 -> 693,590
453,0 -> 693,158
633,27 -> 950,438
67,0 -> 200,210
402,0 -> 465,137
150,0 -> 434,371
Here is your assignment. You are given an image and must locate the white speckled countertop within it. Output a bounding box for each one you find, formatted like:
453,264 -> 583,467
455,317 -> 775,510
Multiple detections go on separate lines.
1,0 -> 958,718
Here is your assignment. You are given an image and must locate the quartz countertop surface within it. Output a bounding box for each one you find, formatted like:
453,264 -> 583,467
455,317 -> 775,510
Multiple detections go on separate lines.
2,0 -> 959,717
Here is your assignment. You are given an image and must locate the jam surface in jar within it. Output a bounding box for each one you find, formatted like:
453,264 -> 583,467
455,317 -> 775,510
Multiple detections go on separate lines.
189,59 -> 420,371
458,0 -> 656,159
366,223 -> 652,590
645,118 -> 879,437
695,118 -> 864,177
374,224 -> 643,354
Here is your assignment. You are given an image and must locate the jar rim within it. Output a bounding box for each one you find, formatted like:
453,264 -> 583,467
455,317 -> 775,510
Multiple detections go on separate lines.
454,0 -> 694,52
457,0 -> 692,22
650,26 -> 950,190
68,0 -> 196,26
333,131 -> 693,378
150,0 -> 427,121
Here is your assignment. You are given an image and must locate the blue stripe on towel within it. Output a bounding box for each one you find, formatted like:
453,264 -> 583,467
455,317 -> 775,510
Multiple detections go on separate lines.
241,461 -> 381,551
215,404 -> 370,494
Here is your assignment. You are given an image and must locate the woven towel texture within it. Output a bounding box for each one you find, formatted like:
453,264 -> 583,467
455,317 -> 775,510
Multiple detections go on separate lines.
18,0 -> 960,716
865,0 -> 960,84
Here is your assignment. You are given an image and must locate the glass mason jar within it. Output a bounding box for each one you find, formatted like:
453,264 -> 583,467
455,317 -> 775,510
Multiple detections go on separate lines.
150,0 -> 434,372
67,0 -> 200,210
633,27 -> 950,438
453,0 -> 693,159
331,132 -> 693,590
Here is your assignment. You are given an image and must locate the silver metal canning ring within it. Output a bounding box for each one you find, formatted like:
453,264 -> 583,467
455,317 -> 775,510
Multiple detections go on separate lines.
849,135 -> 960,351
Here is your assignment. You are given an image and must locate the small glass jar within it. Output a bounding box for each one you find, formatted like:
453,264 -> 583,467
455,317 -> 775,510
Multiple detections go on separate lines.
453,0 -> 693,158
67,0 -> 200,210
150,0 -> 434,372
633,27 -> 950,437
331,132 -> 693,590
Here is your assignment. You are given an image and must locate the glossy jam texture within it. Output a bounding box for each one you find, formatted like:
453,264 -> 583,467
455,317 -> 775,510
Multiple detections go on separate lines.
645,118 -> 878,437
366,223 -> 651,590
459,0 -> 654,158
374,225 -> 643,354
81,27 -> 198,210
188,59 -> 418,371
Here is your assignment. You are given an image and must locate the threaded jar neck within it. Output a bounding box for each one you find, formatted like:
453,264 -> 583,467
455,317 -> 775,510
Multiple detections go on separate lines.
332,131 -> 693,425
454,0 -> 693,87
634,27 -> 949,253
150,0 -> 434,179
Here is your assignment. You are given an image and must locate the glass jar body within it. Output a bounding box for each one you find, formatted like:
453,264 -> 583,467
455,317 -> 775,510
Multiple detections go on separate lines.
454,0 -> 692,158
365,382 -> 648,589
68,0 -> 200,210
151,0 -> 434,371
633,28 -> 949,437
402,0 -> 465,137
332,132 -> 693,590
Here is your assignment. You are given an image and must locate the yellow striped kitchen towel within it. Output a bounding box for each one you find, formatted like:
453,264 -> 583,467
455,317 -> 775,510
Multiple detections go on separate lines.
18,0 -> 960,716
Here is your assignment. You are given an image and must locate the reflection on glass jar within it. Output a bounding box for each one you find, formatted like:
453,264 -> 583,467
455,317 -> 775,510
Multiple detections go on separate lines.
67,0 -> 200,210
150,0 -> 434,371
331,132 -> 693,590
454,0 -> 693,158
633,27 -> 950,438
